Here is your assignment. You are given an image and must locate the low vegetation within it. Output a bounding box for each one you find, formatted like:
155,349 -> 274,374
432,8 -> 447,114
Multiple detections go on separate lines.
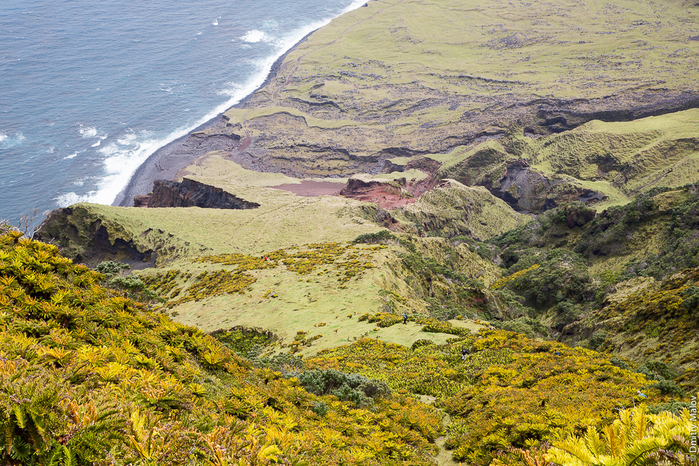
306,330 -> 693,465
0,229 -> 445,465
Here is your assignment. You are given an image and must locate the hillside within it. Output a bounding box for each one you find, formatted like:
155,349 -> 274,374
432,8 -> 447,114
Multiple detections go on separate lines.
219,0 -> 699,176
117,0 -> 699,208
1,228 -> 694,465
489,184 -> 699,389
28,0 -> 699,463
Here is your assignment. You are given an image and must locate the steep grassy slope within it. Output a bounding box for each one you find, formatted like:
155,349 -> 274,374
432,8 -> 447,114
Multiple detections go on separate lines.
205,0 -> 699,178
593,268 -> 699,390
393,180 -> 529,240
4,228 -> 693,466
104,232 -> 499,354
0,228 -> 446,465
436,109 -> 699,211
485,184 -> 699,390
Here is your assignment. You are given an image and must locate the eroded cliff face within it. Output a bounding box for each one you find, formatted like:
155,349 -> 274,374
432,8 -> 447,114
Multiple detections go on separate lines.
150,0 -> 698,179
35,206 -> 156,268
34,204 -> 209,267
145,178 -> 260,210
109,0 -> 699,216
477,160 -> 606,213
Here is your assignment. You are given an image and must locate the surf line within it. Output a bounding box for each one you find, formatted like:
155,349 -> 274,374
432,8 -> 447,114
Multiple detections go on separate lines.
111,0 -> 368,208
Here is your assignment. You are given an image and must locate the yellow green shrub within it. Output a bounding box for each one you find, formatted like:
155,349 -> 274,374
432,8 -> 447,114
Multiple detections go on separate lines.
0,231 -> 441,465
308,330 -> 661,465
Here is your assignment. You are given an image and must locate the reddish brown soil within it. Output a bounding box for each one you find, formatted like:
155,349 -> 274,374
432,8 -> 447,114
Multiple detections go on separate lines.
336,157 -> 443,209
339,179 -> 416,210
270,180 -> 344,196
269,157 -> 443,210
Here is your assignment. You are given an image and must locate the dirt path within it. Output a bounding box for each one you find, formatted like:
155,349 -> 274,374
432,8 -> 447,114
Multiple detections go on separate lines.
418,395 -> 463,466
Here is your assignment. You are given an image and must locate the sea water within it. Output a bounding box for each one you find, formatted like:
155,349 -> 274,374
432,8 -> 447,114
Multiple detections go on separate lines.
0,0 -> 365,227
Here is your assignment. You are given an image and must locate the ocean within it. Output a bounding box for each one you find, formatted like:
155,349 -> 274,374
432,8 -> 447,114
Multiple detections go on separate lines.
0,0 -> 365,227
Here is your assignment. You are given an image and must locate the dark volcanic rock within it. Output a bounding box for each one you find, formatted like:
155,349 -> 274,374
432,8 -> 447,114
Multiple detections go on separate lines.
133,195 -> 151,207
339,178 -> 415,209
35,206 -> 155,268
147,178 -> 260,210
483,160 -> 605,213
339,179 -> 389,197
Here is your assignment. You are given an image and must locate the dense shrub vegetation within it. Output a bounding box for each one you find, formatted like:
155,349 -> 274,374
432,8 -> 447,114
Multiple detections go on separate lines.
2,181 -> 698,465
0,230 -> 442,465
306,330 -> 693,465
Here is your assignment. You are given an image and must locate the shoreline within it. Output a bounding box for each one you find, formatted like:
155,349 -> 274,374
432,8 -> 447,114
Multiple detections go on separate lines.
112,29 -> 317,207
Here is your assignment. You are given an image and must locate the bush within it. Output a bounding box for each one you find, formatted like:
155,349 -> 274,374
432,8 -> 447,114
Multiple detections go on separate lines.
311,401 -> 328,417
493,317 -> 549,339
96,260 -> 130,277
681,286 -> 699,311
353,230 -> 396,244
109,275 -> 146,291
642,361 -> 679,381
610,357 -> 631,371
650,379 -> 684,397
635,364 -> 670,382
364,313 -> 403,328
108,275 -> 159,302
298,369 -> 390,406
421,321 -> 471,336
411,339 -> 434,351
212,326 -> 279,358
494,249 -> 597,311
648,401 -> 692,414
252,352 -> 305,376
587,330 -> 607,349
493,289 -> 536,319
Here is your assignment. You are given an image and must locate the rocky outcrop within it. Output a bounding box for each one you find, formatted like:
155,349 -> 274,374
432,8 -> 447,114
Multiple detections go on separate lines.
146,178 -> 259,210
339,179 -> 411,210
133,195 -> 151,207
443,146 -> 606,214
114,131 -> 242,207
481,160 -> 606,213
35,205 -> 205,267
35,206 -> 155,268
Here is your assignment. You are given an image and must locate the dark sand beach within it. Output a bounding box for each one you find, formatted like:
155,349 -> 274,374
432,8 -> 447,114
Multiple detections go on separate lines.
113,31 -> 315,207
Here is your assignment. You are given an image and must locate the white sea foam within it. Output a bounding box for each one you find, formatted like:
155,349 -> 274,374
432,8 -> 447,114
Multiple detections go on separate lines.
91,140 -> 101,147
55,191 -> 92,207
217,81 -> 242,98
0,131 -> 26,149
56,129 -> 164,206
241,30 -> 267,43
62,0 -> 368,208
213,17 -> 220,26
78,125 -> 98,138
64,151 -> 80,160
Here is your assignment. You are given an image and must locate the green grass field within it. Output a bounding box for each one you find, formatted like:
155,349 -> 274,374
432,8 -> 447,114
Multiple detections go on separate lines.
208,0 -> 699,176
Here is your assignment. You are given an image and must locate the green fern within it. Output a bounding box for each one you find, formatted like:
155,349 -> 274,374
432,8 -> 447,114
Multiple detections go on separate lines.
546,405 -> 693,466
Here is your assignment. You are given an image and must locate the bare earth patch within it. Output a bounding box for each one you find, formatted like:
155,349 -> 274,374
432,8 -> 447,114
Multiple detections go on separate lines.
270,180 -> 344,196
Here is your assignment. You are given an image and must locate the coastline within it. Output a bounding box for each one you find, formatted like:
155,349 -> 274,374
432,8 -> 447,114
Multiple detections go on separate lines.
112,29 -> 316,207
